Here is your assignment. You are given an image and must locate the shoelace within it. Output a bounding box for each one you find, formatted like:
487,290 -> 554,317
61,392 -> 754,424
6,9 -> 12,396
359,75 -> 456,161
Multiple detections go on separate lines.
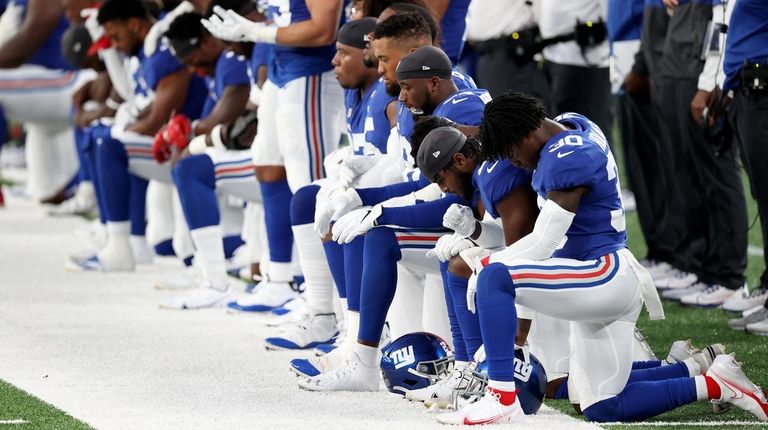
748,288 -> 768,298
701,285 -> 724,294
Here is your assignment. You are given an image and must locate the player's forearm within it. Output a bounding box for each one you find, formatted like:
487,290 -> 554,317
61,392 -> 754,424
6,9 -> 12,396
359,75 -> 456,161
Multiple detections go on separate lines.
357,175 -> 432,206
194,86 -> 250,135
378,194 -> 466,228
276,20 -> 339,47
0,37 -> 38,68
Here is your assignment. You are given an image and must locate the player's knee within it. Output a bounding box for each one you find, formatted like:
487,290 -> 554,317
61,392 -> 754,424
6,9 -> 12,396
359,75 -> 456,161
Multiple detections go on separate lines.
363,227 -> 399,259
477,262 -> 515,301
173,155 -> 212,189
582,397 -> 622,422
290,184 -> 320,225
447,255 -> 472,278
255,165 -> 287,182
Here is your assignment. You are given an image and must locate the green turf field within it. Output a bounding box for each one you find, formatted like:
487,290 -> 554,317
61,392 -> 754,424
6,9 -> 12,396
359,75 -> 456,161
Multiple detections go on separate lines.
0,380 -> 93,429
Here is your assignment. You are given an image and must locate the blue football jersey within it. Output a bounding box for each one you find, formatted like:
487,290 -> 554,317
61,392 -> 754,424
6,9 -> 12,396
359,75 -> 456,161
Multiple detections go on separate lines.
132,41 -> 207,120
202,50 -> 251,118
439,0 -> 471,64
249,42 -> 274,80
12,0 -> 70,69
267,0 -> 347,87
432,88 -> 491,127
472,159 -> 532,219
347,79 -> 394,156
532,113 -> 627,261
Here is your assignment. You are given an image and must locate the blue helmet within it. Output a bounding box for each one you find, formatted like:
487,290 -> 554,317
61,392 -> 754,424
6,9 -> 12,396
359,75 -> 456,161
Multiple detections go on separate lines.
452,348 -> 547,415
380,332 -> 454,396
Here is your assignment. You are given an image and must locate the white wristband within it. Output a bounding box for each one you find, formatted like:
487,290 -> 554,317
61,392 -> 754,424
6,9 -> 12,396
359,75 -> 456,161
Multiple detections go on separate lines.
211,124 -> 226,149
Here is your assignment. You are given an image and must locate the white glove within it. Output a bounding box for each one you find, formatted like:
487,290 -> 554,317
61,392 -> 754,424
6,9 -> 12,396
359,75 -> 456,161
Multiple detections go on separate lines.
202,6 -> 278,44
473,344 -> 486,363
426,233 -> 474,262
337,155 -> 379,187
332,204 -> 382,244
466,272 -> 479,313
313,188 -> 362,237
80,8 -> 103,40
144,1 -> 195,56
459,247 -> 492,313
443,204 -> 477,238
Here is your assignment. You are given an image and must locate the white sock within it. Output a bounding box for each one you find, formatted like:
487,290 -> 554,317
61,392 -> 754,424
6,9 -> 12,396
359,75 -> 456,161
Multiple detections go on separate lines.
130,235 -> 153,264
693,375 -> 711,400
682,357 -> 701,376
454,360 -> 469,371
488,379 -> 517,392
336,297 -> 347,330
345,311 -> 360,352
106,220 -> 130,235
292,223 -> 334,313
99,221 -> 133,270
190,225 -> 228,291
269,261 -> 293,282
355,343 -> 379,368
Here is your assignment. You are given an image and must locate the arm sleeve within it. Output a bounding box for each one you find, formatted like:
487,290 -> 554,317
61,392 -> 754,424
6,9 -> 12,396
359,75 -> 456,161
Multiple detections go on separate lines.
377,194 -> 467,228
698,2 -> 733,91
357,175 -> 432,205
100,48 -> 133,100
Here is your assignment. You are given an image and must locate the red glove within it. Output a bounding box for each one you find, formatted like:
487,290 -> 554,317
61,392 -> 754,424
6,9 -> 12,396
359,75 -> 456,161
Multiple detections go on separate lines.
152,126 -> 172,164
165,114 -> 192,150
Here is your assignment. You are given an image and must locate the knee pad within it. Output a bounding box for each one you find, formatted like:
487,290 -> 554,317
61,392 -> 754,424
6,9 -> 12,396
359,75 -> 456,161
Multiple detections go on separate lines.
290,184 -> 320,225
583,397 -> 622,423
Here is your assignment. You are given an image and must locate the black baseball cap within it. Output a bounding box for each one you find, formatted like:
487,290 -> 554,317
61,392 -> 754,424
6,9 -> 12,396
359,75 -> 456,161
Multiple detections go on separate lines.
61,24 -> 93,69
396,45 -> 452,81
337,17 -> 377,50
416,126 -> 466,180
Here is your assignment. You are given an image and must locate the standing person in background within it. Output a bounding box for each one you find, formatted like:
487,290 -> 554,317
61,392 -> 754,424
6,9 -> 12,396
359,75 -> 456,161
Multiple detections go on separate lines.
466,0 -> 547,100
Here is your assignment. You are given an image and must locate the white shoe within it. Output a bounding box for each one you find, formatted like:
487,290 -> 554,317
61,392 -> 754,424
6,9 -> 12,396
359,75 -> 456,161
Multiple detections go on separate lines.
746,316 -> 768,336
706,354 -> 768,421
436,387 -> 525,425
407,364 -> 466,408
48,182 -> 97,217
154,267 -> 200,290
662,282 -> 708,301
665,339 -> 726,373
263,313 -> 339,350
297,351 -> 380,392
655,270 -> 698,290
723,286 -> 768,313
160,283 -> 233,309
314,330 -> 345,356
227,280 -> 299,312
729,307 -> 768,331
641,259 -> 675,280
681,285 -> 736,307
291,344 -> 349,377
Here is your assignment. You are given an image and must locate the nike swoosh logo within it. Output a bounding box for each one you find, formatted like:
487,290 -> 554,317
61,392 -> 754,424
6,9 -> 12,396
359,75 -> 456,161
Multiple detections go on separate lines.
557,151 -> 574,158
486,161 -> 498,174
451,97 -> 468,104
463,410 -> 516,425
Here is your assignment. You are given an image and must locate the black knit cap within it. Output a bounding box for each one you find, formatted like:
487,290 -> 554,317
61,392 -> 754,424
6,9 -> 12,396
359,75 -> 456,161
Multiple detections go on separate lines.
416,126 -> 466,179
337,17 -> 377,49
396,45 -> 452,81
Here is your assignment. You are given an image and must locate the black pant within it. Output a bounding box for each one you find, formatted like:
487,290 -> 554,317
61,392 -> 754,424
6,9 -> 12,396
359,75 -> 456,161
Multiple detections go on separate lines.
658,78 -> 747,288
616,92 -> 679,263
475,43 -> 548,100
730,91 -> 768,288
543,61 -> 612,136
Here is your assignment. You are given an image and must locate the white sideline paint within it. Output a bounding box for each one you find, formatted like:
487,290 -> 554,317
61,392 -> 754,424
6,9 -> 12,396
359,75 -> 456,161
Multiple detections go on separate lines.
607,421 -> 768,427
748,245 -> 764,258
0,196 -> 602,430
0,420 -> 27,425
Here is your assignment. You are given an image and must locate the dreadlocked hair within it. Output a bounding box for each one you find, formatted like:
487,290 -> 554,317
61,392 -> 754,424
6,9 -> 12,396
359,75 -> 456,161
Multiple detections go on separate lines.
410,115 -> 455,163
479,91 -> 546,161
458,136 -> 482,160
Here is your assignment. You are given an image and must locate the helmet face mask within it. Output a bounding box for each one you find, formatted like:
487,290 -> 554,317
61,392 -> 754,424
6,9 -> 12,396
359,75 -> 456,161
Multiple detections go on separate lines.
451,349 -> 548,415
380,332 -> 454,396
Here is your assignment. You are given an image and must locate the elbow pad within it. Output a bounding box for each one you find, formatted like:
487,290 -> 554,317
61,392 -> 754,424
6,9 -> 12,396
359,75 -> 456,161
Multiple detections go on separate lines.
489,199 -> 575,263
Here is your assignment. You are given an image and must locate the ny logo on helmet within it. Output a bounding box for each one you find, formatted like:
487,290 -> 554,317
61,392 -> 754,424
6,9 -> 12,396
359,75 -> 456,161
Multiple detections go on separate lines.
514,357 -> 532,382
391,345 -> 416,369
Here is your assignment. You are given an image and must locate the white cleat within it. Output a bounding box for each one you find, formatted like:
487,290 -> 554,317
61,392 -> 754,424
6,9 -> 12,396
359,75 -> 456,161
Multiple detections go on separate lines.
655,270 -> 698,290
681,285 -> 737,308
407,364 -> 466,408
263,313 -> 338,350
436,387 -> 525,425
297,352 -> 380,392
666,339 -> 726,373
723,286 -> 768,313
227,280 -> 300,312
290,345 -> 348,377
159,283 -> 233,310
706,354 -> 768,421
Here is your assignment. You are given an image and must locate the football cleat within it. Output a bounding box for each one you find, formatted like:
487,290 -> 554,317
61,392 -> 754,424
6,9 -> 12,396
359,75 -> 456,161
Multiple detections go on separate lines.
314,332 -> 344,356
641,259 -> 675,281
706,354 -> 768,421
666,339 -> 726,373
297,351 -> 380,392
655,270 -> 698,290
436,387 -> 525,425
65,254 -> 104,272
270,294 -> 306,316
723,287 -> 768,313
159,283 -> 233,310
681,285 -> 737,307
263,313 -> 338,350
290,345 -> 348,377
227,280 -> 300,312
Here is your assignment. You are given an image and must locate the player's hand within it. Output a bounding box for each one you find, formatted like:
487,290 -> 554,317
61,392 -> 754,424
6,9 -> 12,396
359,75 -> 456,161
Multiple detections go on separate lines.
427,233 -> 473,262
152,126 -> 172,164
314,188 -> 363,237
202,6 -> 277,44
80,8 -> 103,41
473,344 -> 486,362
313,182 -> 348,236
337,155 -> 379,187
144,1 -> 195,56
467,271 -> 479,313
332,204 -> 382,244
443,204 -> 477,238
624,72 -> 650,100
690,89 -> 712,125
165,114 -> 192,150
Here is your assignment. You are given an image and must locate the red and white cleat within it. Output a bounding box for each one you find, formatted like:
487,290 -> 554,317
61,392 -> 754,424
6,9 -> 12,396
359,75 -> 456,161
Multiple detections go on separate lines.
707,354 -> 768,421
436,387 -> 524,425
